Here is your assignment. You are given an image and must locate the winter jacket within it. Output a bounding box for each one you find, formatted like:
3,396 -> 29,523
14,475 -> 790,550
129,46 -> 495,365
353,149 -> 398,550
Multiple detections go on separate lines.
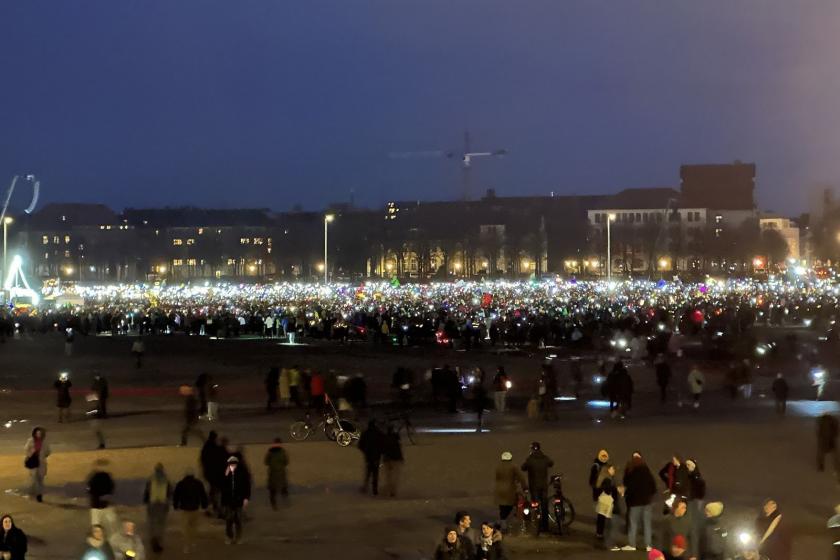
687,470 -> 706,501
173,475 -> 208,511
23,437 -> 50,477
220,465 -> 252,509
817,415 -> 838,451
597,477 -> 621,517
88,470 -> 115,508
494,461 -> 527,506
589,457 -> 608,501
264,445 -> 289,485
0,527 -> 27,560
382,432 -> 404,463
656,361 -> 672,387
772,377 -> 789,399
659,462 -> 690,497
700,515 -> 729,560
83,541 -> 115,560
756,511 -> 791,560
661,510 -> 697,557
623,464 -> 657,507
109,532 -> 145,560
358,425 -> 384,462
142,476 -> 172,506
200,438 -> 227,486
54,379 -> 72,408
434,540 -> 467,560
521,450 -> 554,494
475,533 -> 507,560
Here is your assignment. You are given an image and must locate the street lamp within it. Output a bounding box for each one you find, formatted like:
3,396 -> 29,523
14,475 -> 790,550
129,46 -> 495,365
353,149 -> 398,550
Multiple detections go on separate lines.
323,214 -> 335,284
2,216 -> 12,283
606,213 -> 616,280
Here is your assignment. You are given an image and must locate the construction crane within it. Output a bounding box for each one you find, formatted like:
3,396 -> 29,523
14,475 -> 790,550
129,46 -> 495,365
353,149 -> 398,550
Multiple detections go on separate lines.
389,130 -> 507,200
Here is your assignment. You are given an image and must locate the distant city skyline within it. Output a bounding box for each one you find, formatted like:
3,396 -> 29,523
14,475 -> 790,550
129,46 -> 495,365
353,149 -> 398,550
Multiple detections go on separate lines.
2,1 -> 839,214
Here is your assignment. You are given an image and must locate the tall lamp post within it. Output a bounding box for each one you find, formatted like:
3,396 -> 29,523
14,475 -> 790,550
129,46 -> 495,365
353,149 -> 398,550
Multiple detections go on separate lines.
606,213 -> 616,280
2,216 -> 12,283
323,213 -> 335,284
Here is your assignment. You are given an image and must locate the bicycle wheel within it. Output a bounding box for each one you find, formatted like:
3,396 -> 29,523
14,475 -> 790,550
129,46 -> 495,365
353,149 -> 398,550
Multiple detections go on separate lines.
290,421 -> 312,441
559,498 -> 575,528
336,431 -> 353,447
403,420 -> 417,445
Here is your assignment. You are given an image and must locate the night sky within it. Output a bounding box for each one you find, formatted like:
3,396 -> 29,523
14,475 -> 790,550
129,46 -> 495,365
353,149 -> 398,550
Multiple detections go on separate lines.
1,1 -> 838,214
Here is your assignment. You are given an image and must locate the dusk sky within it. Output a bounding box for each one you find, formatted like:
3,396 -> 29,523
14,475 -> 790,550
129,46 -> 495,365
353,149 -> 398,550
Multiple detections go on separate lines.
2,1 -> 839,214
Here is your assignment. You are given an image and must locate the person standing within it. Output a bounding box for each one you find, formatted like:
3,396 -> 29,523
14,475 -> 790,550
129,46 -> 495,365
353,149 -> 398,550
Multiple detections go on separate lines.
109,521 -> 145,560
382,426 -> 404,498
623,452 -> 657,552
131,337 -> 145,368
660,498 -> 697,558
492,367 -> 510,413
589,449 -> 610,502
358,420 -> 384,496
142,463 -> 172,554
265,367 -> 279,412
54,372 -> 72,423
700,502 -> 729,560
655,354 -> 671,404
520,442 -> 554,535
687,365 -> 705,409
173,470 -> 208,554
817,413 -> 840,476
473,377 -> 489,433
87,459 -> 117,536
200,431 -> 226,516
756,499 -> 791,560
91,374 -> 109,418
195,373 -> 209,417
264,438 -> 289,509
476,522 -> 506,560
594,464 -> 620,549
220,456 -> 251,545
309,370 -> 325,410
23,427 -> 50,503
772,373 -> 789,415
494,451 -> 526,527
83,525 -> 115,560
278,368 -> 291,409
206,383 -> 219,422
454,512 -> 478,559
288,365 -> 302,407
179,386 -> 202,446
64,328 -> 75,357
0,515 -> 27,560
659,455 -> 690,499
433,527 -> 465,560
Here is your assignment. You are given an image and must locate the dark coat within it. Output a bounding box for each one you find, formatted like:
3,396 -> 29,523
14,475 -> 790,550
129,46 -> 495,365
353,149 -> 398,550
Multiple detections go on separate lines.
220,465 -> 251,508
475,535 -> 507,560
700,515 -> 729,560
264,446 -> 289,486
623,463 -> 657,507
434,540 -> 466,560
173,475 -> 209,511
687,470 -> 706,501
382,432 -> 403,463
771,377 -> 789,400
656,362 -> 672,387
521,450 -> 554,494
0,526 -> 27,560
659,462 -> 690,496
54,379 -> 72,408
756,510 -> 791,560
589,457 -> 608,501
494,461 -> 527,506
200,437 -> 227,486
358,424 -> 384,462
817,415 -> 838,451
661,510 -> 697,557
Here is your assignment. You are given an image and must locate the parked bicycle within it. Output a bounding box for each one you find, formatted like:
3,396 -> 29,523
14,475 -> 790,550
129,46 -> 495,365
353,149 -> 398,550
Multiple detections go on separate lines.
385,411 -> 417,445
289,395 -> 360,447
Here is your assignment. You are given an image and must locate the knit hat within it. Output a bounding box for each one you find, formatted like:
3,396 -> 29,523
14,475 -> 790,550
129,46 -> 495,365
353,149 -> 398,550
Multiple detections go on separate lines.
647,549 -> 665,560
226,455 -> 239,464
705,501 -> 724,518
672,535 -> 687,549
501,451 -> 513,461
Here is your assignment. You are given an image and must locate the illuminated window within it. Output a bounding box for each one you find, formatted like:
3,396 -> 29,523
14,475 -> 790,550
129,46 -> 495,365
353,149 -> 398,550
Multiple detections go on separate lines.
64,235 -> 70,244
715,215 -> 723,224
200,259 -> 206,265
267,237 -> 272,246
42,236 -> 48,245
186,238 -> 195,245
99,225 -> 105,230
106,225 -> 112,230
53,236 -> 59,244
198,228 -> 204,235
215,270 -> 221,279
253,237 -> 264,245
227,258 -> 236,265
64,250 -> 70,258
61,215 -> 66,222
187,258 -> 196,266
172,239 -> 183,246
44,252 -> 49,259
173,259 -> 183,266
240,238 -> 250,245
267,247 -> 272,254
78,244 -> 85,251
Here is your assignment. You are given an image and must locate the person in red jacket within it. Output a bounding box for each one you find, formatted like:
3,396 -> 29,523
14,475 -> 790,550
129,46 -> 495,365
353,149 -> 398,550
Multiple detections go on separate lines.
309,371 -> 325,410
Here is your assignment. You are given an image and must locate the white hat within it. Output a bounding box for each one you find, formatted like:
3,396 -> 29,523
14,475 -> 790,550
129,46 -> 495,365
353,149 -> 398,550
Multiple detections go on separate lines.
501,451 -> 512,461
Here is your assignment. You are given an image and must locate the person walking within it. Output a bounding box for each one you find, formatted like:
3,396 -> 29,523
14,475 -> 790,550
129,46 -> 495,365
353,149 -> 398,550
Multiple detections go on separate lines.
264,438 -> 289,509
23,427 -> 50,503
195,373 -> 209,417
142,464 -> 172,554
220,456 -> 251,545
520,442 -> 554,535
358,420 -> 384,496
492,367 -> 510,413
265,367 -> 279,412
200,431 -> 226,517
179,386 -> 202,446
173,470 -> 208,554
109,521 -> 145,560
91,374 -> 109,418
655,354 -> 671,404
623,452 -> 657,552
494,451 -> 526,528
309,370 -> 325,410
756,499 -> 791,560
0,515 -> 27,560
87,459 -> 118,536
206,383 -> 219,422
772,373 -> 789,415
817,413 -> 840,477
687,365 -> 705,409
54,372 -> 72,423
382,425 -> 404,497
83,525 -> 115,560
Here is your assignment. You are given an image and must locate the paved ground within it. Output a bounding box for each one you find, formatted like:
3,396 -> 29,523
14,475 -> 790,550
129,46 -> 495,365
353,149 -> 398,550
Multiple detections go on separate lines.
0,332 -> 836,559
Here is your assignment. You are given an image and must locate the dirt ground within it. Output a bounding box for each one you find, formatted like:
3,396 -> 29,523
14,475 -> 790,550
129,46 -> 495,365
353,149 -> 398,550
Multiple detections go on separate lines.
0,332 -> 835,559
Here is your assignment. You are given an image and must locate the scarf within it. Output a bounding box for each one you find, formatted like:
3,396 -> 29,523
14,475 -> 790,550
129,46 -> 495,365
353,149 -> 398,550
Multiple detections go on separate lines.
481,534 -> 493,551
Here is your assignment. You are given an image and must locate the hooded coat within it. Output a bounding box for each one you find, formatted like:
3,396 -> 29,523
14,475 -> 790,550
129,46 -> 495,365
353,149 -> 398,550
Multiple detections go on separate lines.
494,460 -> 527,506
0,521 -> 27,560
